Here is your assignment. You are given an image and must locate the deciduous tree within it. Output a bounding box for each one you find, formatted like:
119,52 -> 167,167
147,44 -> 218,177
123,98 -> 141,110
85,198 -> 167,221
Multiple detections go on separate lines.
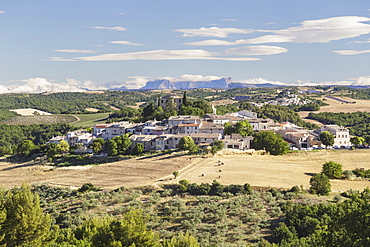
320,131 -> 334,148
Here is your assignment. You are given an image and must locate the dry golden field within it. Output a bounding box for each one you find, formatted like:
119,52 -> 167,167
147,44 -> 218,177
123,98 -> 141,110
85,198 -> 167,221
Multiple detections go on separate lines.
298,96 -> 370,125
1,150 -> 370,193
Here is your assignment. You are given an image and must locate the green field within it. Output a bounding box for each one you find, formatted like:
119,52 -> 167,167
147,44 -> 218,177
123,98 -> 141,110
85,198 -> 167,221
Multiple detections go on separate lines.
71,113 -> 110,128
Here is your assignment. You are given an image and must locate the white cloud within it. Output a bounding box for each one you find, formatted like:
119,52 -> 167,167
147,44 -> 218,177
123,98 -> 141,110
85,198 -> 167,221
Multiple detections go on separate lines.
184,39 -> 238,46
174,74 -> 223,82
90,26 -> 127,31
333,49 -> 370,55
174,27 -> 253,38
72,49 -> 260,61
352,39 -> 370,43
352,76 -> 370,85
54,49 -> 96,53
188,16 -> 370,46
103,76 -> 149,89
50,57 -> 77,61
0,11 -> 5,14
250,16 -> 370,44
265,22 -> 275,25
222,19 -> 238,21
118,12 -> 125,15
239,78 -> 286,85
223,45 -> 288,56
0,85 -> 11,93
3,78 -> 83,93
109,40 -> 144,46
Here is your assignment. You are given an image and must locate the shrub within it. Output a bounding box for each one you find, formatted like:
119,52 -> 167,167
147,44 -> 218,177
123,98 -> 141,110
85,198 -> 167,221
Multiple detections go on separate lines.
309,173 -> 331,195
322,161 -> 343,179
78,183 -> 99,193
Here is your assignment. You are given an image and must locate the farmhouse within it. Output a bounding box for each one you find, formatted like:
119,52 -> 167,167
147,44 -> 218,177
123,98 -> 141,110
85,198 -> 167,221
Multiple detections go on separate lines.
320,125 -> 351,148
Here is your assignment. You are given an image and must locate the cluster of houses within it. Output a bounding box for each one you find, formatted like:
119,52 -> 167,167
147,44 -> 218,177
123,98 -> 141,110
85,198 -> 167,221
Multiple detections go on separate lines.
49,109 -> 352,153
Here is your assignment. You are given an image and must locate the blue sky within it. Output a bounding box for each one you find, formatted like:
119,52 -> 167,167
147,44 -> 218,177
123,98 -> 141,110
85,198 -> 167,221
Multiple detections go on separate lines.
1,0 -> 370,92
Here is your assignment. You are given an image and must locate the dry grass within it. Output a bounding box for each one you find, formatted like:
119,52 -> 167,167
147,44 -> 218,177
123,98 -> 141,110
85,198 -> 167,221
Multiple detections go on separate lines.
1,150 -> 370,193
163,149 -> 370,192
298,96 -> 370,125
10,108 -> 52,116
210,99 -> 236,106
0,115 -> 78,125
85,108 -> 100,112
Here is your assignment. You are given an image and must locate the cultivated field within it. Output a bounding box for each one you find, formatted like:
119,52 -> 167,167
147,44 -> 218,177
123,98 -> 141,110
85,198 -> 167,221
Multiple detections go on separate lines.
0,115 -> 78,125
71,113 -> 110,128
1,150 -> 369,193
298,96 -> 370,125
10,108 -> 52,116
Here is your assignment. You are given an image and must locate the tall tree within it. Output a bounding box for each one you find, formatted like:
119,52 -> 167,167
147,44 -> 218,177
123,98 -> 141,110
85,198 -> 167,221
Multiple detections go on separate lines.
178,136 -> 198,153
320,131 -> 335,148
234,120 -> 253,137
0,183 -> 58,246
182,91 -> 188,106
17,140 -> 37,156
252,131 -> 289,155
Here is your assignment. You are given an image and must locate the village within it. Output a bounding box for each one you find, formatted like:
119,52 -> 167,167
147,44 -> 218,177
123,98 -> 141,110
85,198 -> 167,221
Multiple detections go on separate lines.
49,94 -> 352,154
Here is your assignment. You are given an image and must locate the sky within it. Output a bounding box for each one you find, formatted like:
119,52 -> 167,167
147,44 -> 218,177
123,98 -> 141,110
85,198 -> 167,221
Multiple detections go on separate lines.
1,0 -> 370,93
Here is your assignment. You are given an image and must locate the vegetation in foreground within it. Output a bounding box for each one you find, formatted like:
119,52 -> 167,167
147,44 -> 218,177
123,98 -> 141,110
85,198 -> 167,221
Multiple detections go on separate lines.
2,179 -> 370,247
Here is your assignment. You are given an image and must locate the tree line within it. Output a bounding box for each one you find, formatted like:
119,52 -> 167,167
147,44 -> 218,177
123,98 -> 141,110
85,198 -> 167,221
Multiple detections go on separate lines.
308,111 -> 370,136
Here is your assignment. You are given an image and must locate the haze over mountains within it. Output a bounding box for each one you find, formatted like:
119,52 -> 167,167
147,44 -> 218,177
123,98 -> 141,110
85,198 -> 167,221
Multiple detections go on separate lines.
1,75 -> 370,94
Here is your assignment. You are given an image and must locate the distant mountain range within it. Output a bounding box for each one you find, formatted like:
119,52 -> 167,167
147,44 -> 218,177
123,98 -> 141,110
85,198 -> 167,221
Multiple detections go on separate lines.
138,77 -> 287,90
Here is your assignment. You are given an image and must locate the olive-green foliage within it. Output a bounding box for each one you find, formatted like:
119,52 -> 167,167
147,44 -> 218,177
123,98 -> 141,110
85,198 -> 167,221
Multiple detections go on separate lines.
0,109 -> 18,122
322,161 -> 343,179
308,111 -> 370,136
252,131 -> 290,155
309,173 -> 331,195
0,123 -> 74,155
0,183 -> 58,247
273,188 -> 370,246
319,131 -> 335,148
224,120 -> 253,137
177,136 -> 198,153
72,210 -> 161,247
17,139 -> 37,156
211,140 -> 225,154
132,143 -> 145,155
162,232 -> 200,247
107,134 -> 132,156
78,183 -> 99,193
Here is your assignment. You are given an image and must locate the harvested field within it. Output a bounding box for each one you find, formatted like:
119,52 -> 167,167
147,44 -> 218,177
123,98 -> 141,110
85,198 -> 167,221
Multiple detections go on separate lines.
0,153 -> 199,189
0,115 -> 78,125
1,150 -> 370,193
163,149 -> 370,192
85,108 -> 100,112
10,108 -> 52,116
298,97 -> 370,124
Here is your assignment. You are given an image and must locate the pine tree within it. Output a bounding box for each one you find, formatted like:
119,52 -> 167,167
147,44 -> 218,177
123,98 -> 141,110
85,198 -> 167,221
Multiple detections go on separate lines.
0,183 -> 58,246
